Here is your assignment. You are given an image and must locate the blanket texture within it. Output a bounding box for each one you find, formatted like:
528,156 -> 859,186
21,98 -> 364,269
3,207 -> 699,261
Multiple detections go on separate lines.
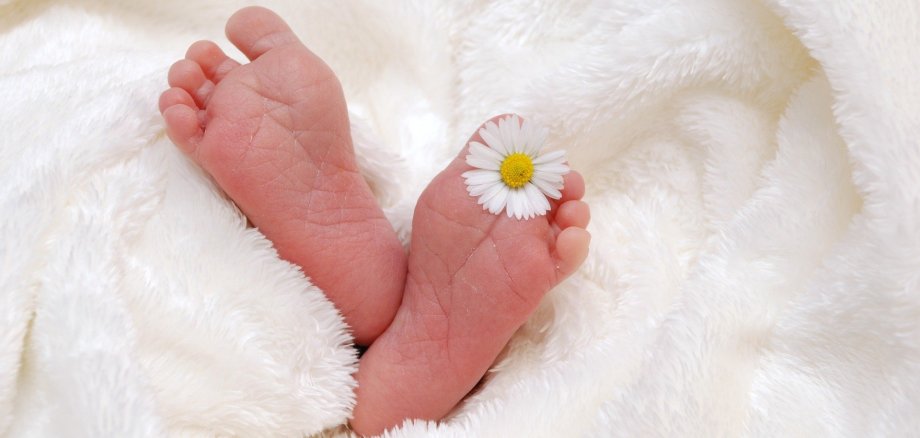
2,0 -> 919,436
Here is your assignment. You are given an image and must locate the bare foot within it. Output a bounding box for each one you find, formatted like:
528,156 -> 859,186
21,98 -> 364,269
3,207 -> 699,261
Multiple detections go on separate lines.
351,115 -> 591,435
158,7 -> 405,345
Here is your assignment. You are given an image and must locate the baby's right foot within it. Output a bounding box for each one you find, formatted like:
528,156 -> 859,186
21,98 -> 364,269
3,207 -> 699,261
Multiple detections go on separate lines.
158,7 -> 405,345
351,115 -> 591,435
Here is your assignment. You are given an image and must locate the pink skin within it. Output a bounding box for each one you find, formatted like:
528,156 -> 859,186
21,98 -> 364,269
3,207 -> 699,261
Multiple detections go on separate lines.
351,115 -> 590,436
159,7 -> 591,436
158,7 -> 405,345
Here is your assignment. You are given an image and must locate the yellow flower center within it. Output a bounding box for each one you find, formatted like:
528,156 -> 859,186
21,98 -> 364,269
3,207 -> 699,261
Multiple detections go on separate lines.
499,153 -> 534,189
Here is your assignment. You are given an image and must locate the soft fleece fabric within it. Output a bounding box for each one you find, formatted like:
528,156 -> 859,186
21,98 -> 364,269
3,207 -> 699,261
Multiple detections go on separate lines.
1,0 -> 918,436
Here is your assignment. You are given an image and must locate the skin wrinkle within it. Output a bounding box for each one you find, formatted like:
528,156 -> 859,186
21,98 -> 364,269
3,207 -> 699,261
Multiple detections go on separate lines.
339,185 -> 348,226
258,116 -> 365,216
265,96 -> 293,123
419,231 -> 451,281
260,57 -> 329,103
261,115 -> 299,183
304,211 -> 382,227
225,112 -> 265,171
301,142 -> 334,225
433,281 -> 452,372
409,253 -> 447,316
275,69 -> 349,143
444,265 -> 507,379
246,29 -> 290,58
219,91 -> 291,174
263,116 -> 299,156
401,276 -> 448,358
421,189 -> 487,240
256,154 -> 299,193
411,216 -> 531,376
407,254 -> 451,359
316,252 -> 367,295
446,276 -> 456,370
453,228 -> 498,277
429,272 -> 451,323
281,72 -> 342,109
231,79 -> 328,189
289,218 -> 375,250
280,83 -> 324,105
338,284 -> 371,316
297,111 -> 351,154
291,188 -> 386,222
493,236 -> 537,306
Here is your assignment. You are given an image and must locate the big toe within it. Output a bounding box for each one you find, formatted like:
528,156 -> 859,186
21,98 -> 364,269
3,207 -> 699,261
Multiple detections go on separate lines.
225,6 -> 301,60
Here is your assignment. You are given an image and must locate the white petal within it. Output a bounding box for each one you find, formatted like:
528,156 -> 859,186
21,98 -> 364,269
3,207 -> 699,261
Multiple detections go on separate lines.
468,184 -> 489,197
518,188 -> 535,219
462,168 -> 495,179
463,169 -> 502,185
510,188 -> 524,217
468,181 -> 498,197
524,183 -> 551,216
467,156 -> 500,170
510,117 -> 523,153
487,185 -> 509,214
510,189 -> 529,219
508,114 -> 522,128
469,141 -> 504,162
520,189 -> 534,219
515,190 -> 528,220
533,170 -> 565,186
533,150 -> 566,165
531,175 -> 563,199
499,117 -> 516,153
478,182 -> 506,205
479,122 -> 507,155
520,120 -> 540,156
533,162 -> 570,175
466,184 -> 492,197
518,118 -> 530,138
531,126 -> 549,155
504,188 -> 517,218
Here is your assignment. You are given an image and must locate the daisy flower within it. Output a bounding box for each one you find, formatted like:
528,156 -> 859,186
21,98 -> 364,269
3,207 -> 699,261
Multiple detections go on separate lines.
462,115 -> 569,220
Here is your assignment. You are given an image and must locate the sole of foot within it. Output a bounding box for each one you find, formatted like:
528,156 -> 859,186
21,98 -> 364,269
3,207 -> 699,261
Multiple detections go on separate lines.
158,7 -> 406,345
350,115 -> 590,435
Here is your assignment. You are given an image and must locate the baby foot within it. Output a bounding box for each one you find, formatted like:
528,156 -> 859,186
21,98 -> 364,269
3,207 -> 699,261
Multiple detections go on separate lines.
350,115 -> 591,435
158,7 -> 405,345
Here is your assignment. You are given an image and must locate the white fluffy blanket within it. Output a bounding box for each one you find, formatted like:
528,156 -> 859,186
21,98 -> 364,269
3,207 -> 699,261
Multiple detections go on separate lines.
2,0 -> 919,436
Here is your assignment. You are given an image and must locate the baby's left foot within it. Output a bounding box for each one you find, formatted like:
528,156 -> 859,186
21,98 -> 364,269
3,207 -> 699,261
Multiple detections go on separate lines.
158,7 -> 406,345
350,115 -> 591,435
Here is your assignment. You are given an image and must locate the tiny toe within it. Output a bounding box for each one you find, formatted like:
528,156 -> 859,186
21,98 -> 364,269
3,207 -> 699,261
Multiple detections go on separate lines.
560,171 -> 585,202
225,6 -> 301,60
158,87 -> 196,114
555,200 -> 591,230
168,59 -> 207,92
162,104 -> 203,154
167,59 -> 216,107
185,40 -> 239,82
555,227 -> 591,279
